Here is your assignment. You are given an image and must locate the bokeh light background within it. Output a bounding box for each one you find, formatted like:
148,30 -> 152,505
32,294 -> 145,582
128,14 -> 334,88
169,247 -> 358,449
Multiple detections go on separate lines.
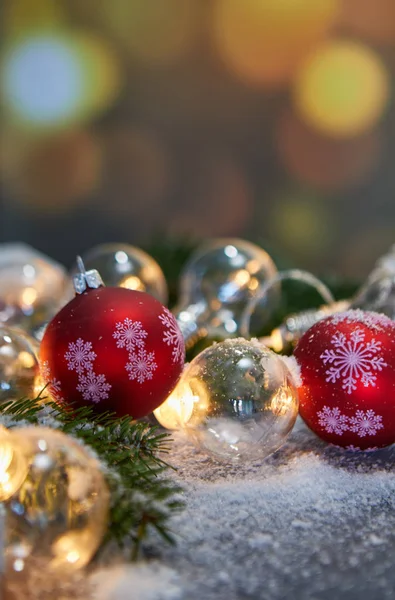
1,0 -> 394,278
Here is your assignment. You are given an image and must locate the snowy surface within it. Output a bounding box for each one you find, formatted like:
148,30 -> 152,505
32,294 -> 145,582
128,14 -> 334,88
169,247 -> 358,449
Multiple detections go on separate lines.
93,419 -> 395,600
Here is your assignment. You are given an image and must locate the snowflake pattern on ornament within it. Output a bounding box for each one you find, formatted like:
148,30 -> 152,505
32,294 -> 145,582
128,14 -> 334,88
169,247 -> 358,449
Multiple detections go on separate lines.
77,372 -> 112,403
65,339 -> 111,403
40,360 -> 64,402
65,338 -> 96,374
320,329 -> 387,394
113,318 -> 148,352
113,317 -> 158,385
349,409 -> 384,438
317,406 -> 349,435
159,308 -> 184,363
126,348 -> 157,384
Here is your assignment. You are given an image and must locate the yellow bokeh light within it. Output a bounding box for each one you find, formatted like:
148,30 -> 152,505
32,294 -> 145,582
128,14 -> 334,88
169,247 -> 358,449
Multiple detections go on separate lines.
74,33 -> 122,119
212,0 -> 339,88
294,40 -> 390,138
99,0 -> 198,66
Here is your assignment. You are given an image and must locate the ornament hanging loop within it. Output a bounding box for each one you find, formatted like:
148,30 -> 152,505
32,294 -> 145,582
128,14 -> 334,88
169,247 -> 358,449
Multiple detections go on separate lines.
73,256 -> 104,294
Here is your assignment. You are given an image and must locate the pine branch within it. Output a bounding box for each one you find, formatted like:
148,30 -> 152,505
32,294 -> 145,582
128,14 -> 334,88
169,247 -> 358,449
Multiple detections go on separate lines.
0,392 -> 184,559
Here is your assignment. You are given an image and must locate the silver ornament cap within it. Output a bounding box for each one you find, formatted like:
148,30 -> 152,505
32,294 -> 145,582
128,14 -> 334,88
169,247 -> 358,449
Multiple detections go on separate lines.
73,256 -> 104,294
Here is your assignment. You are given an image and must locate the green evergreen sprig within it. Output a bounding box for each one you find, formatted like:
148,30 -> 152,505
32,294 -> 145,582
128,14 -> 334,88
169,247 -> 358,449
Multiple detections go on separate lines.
0,392 -> 184,559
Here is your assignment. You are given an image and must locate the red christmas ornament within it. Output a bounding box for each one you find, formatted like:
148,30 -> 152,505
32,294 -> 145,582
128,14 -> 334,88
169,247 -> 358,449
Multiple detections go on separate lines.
294,309 -> 395,450
39,258 -> 185,419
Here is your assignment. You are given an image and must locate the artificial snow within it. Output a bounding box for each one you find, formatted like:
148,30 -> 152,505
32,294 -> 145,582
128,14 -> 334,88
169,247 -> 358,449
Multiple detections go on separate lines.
92,418 -> 395,600
330,309 -> 395,332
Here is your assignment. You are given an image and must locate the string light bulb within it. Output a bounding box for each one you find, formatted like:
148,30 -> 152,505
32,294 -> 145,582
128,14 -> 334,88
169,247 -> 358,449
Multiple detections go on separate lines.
173,239 -> 278,348
154,338 -> 299,462
0,426 -> 28,501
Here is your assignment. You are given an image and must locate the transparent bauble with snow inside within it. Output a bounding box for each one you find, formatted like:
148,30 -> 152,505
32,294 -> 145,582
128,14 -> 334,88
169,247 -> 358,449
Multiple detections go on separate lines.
155,338 -> 299,462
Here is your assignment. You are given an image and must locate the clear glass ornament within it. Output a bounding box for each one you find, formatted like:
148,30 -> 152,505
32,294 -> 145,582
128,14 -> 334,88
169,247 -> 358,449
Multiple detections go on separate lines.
0,244 -> 72,340
72,243 -> 168,304
350,244 -> 395,318
155,338 -> 298,462
244,245 -> 395,353
0,427 -> 28,501
240,269 -> 336,352
5,427 -> 109,573
0,326 -> 41,407
173,239 -> 278,348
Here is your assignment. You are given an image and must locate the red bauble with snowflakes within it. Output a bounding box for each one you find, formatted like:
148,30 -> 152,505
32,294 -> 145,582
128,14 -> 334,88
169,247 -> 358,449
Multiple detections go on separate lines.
39,260 -> 185,419
294,310 -> 395,450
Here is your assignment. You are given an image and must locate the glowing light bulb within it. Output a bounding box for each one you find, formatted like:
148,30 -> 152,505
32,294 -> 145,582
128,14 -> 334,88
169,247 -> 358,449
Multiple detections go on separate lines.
154,376 -> 206,430
173,239 -> 278,348
72,244 -> 168,305
0,426 -> 28,501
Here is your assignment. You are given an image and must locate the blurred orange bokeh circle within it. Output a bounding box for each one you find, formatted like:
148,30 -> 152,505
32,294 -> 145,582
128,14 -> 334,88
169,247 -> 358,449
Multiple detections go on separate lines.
212,0 -> 339,88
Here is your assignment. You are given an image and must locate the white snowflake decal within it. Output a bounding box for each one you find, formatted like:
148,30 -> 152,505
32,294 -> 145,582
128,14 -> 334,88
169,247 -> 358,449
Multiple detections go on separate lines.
349,409 -> 384,438
64,338 -> 112,404
113,318 -> 148,352
320,329 -> 387,394
48,378 -> 63,401
40,361 -> 64,402
159,308 -> 184,363
317,406 -> 350,435
40,360 -> 51,382
65,339 -> 96,374
126,348 -> 157,384
77,372 -> 112,403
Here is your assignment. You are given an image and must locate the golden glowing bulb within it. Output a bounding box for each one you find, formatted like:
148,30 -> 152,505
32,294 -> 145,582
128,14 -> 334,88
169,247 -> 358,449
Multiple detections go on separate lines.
294,40 -> 390,138
154,377 -> 210,430
270,386 -> 298,417
120,275 -> 145,291
154,381 -> 195,430
21,287 -> 38,307
233,269 -> 251,287
0,426 -> 28,501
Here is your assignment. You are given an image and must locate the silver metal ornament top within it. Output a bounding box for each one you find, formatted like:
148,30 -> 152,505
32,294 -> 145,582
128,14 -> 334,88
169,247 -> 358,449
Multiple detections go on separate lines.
73,256 -> 104,294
